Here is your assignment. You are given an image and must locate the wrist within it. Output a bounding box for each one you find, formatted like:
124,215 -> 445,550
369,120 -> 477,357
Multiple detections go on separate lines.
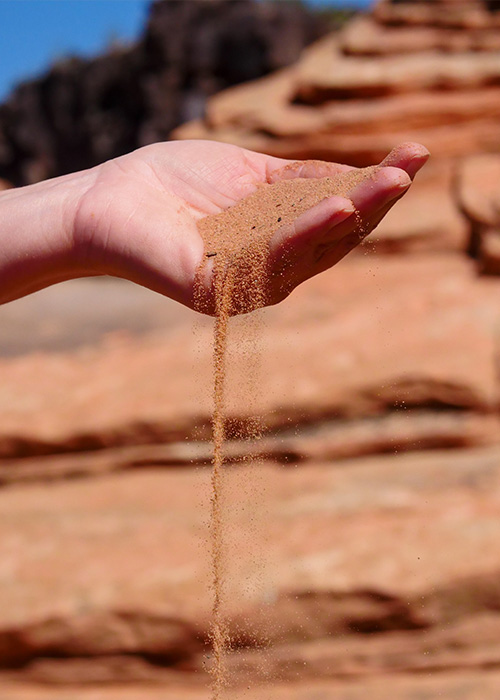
0,168 -> 98,303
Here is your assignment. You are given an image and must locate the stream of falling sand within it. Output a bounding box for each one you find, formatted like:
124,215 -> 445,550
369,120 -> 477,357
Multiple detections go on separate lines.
209,265 -> 235,699
195,163 -> 379,700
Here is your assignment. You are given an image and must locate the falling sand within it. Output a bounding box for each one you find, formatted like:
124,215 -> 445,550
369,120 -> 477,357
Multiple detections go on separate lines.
195,163 -> 379,699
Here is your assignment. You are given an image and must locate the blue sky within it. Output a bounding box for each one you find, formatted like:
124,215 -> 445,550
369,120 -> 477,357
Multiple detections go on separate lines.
0,0 -> 150,100
0,0 -> 371,102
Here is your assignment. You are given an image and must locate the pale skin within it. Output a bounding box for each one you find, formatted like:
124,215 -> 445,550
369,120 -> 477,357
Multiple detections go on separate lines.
0,139 -> 429,311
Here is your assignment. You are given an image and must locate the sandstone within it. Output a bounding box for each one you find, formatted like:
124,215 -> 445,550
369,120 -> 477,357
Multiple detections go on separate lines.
205,68 -> 295,131
480,228 -> 500,275
201,74 -> 500,142
175,0 -> 500,175
455,154 -> 500,275
364,159 -> 468,253
373,0 -> 500,30
0,257 -> 498,457
226,614 -> 500,681
175,110 -> 500,166
3,2 -> 500,697
0,468 -> 214,643
270,410 -> 500,460
1,409 -> 498,486
457,153 -> 500,228
340,15 -> 500,56
305,89 -> 500,139
2,671 -> 500,699
294,35 -> 500,102
2,446 -> 500,682
0,278 -> 193,358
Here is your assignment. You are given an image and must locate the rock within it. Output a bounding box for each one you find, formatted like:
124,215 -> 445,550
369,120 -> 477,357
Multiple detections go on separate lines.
227,614 -> 500,682
2,671 -> 500,699
293,35 -> 500,102
0,257 -> 499,688
0,409 -> 498,486
373,0 -> 500,30
364,160 -> 468,253
457,154 -> 500,228
21,411 -> 500,480
269,411 -> 500,460
0,467 -> 213,651
480,228 -> 500,274
2,446 -> 500,682
176,0 -> 500,175
456,154 -> 500,275
0,611 -> 201,667
340,15 -> 500,55
3,2 -> 500,692
177,112 -> 500,167
205,67 -> 296,132
0,278 -> 193,358
0,0 -> 323,186
0,257 -> 498,457
202,68 -> 500,142
176,92 -> 500,165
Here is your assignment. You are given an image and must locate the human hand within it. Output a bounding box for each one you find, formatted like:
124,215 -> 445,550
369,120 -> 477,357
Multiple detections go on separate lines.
72,139 -> 428,313
0,139 -> 428,309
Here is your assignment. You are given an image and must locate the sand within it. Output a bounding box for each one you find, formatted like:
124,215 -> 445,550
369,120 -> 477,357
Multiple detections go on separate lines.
194,163 -> 379,699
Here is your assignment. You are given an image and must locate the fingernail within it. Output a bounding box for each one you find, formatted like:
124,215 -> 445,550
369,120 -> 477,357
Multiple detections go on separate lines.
334,206 -> 356,225
329,197 -> 355,219
392,176 -> 412,195
406,152 -> 430,179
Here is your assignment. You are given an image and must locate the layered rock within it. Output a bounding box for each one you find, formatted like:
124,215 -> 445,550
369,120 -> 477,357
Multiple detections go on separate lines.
0,256 -> 498,459
341,14 -> 500,55
367,159 -> 468,252
176,0 -> 500,163
3,672 -> 500,699
0,253 -> 499,691
175,0 -> 500,260
2,447 -> 500,688
373,0 -> 500,29
456,154 -> 500,271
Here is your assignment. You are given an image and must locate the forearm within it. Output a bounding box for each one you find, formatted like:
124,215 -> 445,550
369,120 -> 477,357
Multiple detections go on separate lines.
0,170 -> 96,304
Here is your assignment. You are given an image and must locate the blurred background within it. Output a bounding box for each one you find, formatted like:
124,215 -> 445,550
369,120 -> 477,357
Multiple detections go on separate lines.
1,1 -> 500,699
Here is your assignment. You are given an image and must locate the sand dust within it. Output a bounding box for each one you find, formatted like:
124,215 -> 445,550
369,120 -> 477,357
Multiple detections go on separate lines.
194,163 -> 379,699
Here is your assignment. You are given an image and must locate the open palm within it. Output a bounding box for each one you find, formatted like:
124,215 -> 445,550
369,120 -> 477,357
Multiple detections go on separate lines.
73,139 -> 429,313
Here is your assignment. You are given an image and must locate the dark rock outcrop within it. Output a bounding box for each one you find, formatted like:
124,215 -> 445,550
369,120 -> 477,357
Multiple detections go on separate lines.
0,0 -> 324,186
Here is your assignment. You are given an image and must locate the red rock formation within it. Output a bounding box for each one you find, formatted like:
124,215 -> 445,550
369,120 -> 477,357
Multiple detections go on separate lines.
176,0 -> 500,162
175,0 -> 500,261
0,256 -> 498,459
0,254 -> 499,692
2,671 -> 500,699
373,0 -> 500,29
2,446 -> 500,689
456,154 -> 500,270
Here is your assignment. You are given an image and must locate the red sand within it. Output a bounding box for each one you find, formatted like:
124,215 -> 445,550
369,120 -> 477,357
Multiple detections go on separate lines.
195,163 -> 379,699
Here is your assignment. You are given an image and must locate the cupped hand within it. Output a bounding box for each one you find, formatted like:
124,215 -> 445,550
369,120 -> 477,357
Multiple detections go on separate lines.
73,139 -> 429,313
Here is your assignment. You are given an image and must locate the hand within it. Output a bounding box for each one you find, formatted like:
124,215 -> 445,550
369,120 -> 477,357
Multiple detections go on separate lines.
0,139 -> 428,309
73,139 -> 429,314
